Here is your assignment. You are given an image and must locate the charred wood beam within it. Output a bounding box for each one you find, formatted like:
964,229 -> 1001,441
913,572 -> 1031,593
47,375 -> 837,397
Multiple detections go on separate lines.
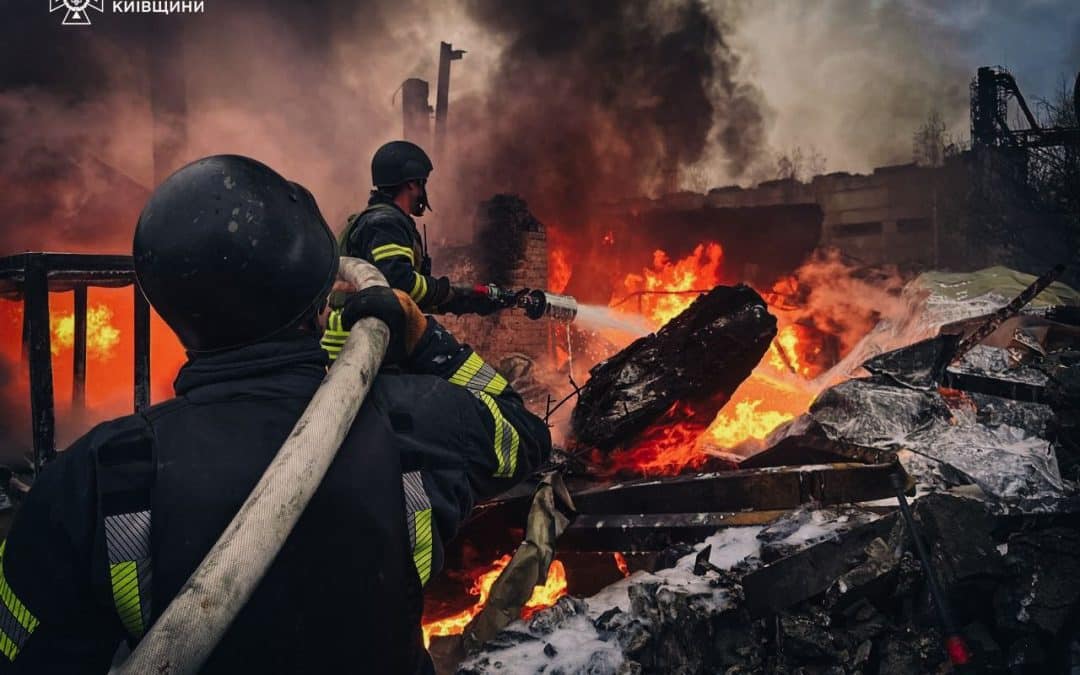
739,431 -> 896,470
941,369 -> 1047,403
559,511 -> 789,552
24,255 -> 55,472
572,284 -> 776,450
742,514 -> 898,618
0,253 -> 136,299
571,463 -> 904,516
73,285 -> 87,410
134,285 -> 151,412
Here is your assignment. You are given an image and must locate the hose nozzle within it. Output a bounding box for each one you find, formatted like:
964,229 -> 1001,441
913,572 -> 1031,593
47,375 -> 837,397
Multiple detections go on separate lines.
521,290 -> 578,322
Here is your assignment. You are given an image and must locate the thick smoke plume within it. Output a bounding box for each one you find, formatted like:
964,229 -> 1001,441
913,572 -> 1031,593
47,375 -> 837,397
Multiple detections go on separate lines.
454,0 -> 767,224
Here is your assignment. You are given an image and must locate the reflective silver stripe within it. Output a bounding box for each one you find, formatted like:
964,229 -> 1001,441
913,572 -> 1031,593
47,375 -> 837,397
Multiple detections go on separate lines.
402,472 -> 435,584
104,511 -> 151,564
402,471 -> 430,549
0,600 -> 30,658
448,353 -> 508,395
105,511 -> 153,638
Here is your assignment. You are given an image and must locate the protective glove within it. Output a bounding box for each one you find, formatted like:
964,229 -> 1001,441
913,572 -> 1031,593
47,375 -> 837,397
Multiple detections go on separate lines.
439,288 -> 501,316
320,287 -> 427,364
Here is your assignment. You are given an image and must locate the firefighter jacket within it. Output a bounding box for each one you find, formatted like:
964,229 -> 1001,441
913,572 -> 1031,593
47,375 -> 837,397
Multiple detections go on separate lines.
0,318 -> 550,674
340,192 -> 451,311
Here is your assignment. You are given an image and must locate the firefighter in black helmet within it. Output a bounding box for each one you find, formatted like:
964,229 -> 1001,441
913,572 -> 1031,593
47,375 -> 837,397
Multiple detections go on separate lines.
338,140 -> 496,315
0,155 -> 550,674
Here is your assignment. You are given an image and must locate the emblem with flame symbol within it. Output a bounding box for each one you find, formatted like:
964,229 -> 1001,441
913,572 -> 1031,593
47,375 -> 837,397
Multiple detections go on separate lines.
50,0 -> 105,26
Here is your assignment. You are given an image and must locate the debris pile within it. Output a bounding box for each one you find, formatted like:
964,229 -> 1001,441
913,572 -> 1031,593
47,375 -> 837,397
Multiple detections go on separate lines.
459,496 -> 1080,674
454,266 -> 1080,674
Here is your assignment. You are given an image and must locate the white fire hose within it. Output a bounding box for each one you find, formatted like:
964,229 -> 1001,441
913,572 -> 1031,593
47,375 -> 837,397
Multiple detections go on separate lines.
116,257 -> 389,675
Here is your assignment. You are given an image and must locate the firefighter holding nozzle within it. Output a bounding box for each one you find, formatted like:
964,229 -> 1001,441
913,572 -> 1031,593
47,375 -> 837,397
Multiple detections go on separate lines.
336,140 -> 500,314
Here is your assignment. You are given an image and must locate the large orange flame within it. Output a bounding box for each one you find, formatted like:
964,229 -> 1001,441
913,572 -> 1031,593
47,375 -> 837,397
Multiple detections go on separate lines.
617,242 -> 725,326
588,241 -> 820,475
421,556 -> 568,647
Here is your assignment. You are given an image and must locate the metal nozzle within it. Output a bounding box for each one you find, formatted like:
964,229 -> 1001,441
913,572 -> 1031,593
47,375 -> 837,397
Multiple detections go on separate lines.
509,287 -> 578,321
536,291 -> 578,322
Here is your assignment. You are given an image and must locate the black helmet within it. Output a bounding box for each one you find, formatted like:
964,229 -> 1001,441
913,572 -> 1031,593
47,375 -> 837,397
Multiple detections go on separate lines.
133,155 -> 339,354
371,140 -> 433,188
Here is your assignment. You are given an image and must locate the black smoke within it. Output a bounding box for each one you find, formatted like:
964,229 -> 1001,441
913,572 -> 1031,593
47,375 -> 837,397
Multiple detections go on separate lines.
447,1 -> 767,301
455,0 -> 766,222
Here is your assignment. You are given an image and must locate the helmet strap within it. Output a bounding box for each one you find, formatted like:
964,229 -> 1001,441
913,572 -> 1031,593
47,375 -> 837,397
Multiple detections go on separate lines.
417,181 -> 433,214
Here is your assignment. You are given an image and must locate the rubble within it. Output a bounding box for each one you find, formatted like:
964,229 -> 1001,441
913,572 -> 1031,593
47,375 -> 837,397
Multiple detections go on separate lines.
451,267 -> 1080,674
758,332 -> 1073,507
459,494 -> 1080,674
571,284 -> 776,451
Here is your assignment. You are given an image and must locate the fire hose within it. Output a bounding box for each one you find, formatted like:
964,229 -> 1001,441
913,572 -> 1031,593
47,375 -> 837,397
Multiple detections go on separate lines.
115,257 -> 390,675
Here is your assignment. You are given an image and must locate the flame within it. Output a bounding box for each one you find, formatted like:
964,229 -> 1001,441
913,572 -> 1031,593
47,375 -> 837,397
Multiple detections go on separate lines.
613,552 -> 631,578
0,289 -> 187,455
706,399 -> 795,447
521,560 -> 568,620
597,243 -> 823,476
51,304 -> 122,360
616,242 -> 724,327
602,402 -> 710,475
549,247 -> 572,295
421,556 -> 568,647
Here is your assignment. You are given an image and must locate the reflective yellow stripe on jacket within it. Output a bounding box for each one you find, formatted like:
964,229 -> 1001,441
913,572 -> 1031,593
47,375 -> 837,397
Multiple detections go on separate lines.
447,353 -> 508,396
0,541 -> 40,662
408,272 -> 428,303
371,243 -> 415,264
472,391 -> 519,478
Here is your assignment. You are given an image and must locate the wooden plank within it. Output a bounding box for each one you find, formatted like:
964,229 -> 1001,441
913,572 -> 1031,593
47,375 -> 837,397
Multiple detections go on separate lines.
560,511 -> 788,552
571,463 -> 901,515
742,514 -> 898,617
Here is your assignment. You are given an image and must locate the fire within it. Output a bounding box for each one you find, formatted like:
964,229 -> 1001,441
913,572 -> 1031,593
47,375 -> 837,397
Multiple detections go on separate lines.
613,552 -> 631,578
421,556 -> 568,647
706,399 -> 796,448
51,304 -> 122,360
596,243 -> 823,476
521,559 -> 569,620
549,246 -> 572,295
616,242 -> 724,326
602,403 -> 711,475
0,289 -> 187,453
547,227 -> 574,295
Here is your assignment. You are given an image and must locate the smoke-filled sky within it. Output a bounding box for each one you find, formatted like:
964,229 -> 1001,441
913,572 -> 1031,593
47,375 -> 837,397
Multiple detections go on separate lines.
0,0 -> 1077,252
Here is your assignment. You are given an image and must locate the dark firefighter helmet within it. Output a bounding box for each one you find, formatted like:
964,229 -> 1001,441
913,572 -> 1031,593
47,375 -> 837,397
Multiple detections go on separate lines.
133,154 -> 339,354
371,140 -> 433,188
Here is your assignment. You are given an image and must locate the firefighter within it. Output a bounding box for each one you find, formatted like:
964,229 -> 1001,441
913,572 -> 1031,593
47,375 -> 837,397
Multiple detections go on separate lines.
0,155 -> 550,674
339,140 -> 497,316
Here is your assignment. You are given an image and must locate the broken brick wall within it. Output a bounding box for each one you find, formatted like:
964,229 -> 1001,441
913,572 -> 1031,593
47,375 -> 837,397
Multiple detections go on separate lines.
439,227 -> 553,406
